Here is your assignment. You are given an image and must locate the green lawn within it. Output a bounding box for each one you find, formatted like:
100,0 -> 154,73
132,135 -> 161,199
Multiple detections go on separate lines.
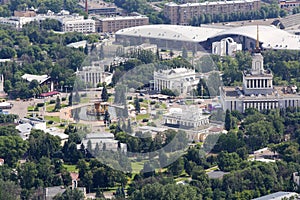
135,113 -> 150,121
63,164 -> 78,173
131,161 -> 144,174
27,105 -> 35,111
205,166 -> 219,172
46,104 -> 55,112
80,97 -> 90,104
44,115 -> 60,123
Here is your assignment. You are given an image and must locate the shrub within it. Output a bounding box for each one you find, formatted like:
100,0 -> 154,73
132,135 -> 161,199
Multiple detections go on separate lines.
142,118 -> 149,122
37,103 -> 44,107
49,100 -> 55,104
62,97 -> 66,101
48,120 -> 54,124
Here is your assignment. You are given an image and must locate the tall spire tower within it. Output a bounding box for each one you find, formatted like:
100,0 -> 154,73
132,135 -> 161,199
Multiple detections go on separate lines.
254,25 -> 260,53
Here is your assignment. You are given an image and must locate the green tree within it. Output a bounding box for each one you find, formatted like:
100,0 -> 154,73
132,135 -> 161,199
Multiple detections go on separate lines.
55,96 -> 61,111
18,162 -> 38,190
68,92 -> 73,106
104,110 -> 110,126
168,157 -> 184,176
74,90 -> 80,103
134,95 -> 140,113
217,151 -> 242,172
0,135 -> 28,166
225,109 -> 232,131
28,130 -> 61,161
0,179 -> 21,200
101,83 -> 108,102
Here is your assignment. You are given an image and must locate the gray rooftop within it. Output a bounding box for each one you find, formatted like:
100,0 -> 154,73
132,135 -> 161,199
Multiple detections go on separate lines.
207,171 -> 229,179
252,191 -> 299,200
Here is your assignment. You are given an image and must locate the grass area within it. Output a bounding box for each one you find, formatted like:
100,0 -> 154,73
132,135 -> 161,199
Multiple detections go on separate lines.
160,103 -> 167,109
131,161 -> 144,174
63,164 -> 78,173
46,104 -> 55,112
108,96 -> 114,103
205,166 -> 219,172
135,113 -> 150,121
46,103 -> 68,112
248,154 -> 255,160
44,115 -> 61,123
27,106 -> 35,111
80,97 -> 90,104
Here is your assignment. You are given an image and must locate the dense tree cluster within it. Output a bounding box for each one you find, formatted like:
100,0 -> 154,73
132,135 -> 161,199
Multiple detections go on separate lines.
0,22 -> 93,99
0,0 -> 83,16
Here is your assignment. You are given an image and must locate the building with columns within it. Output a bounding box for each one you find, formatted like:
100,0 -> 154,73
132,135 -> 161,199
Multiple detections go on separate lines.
220,33 -> 300,113
163,107 -> 210,128
154,68 -> 198,95
76,61 -> 113,87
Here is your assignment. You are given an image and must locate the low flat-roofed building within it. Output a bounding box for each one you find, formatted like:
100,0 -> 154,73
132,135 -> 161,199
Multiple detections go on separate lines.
78,0 -> 118,16
16,123 -> 32,140
66,40 -> 87,48
207,171 -> 229,179
22,74 -> 51,84
96,15 -> 149,33
45,127 -> 69,146
154,68 -> 198,95
252,191 -> 299,200
44,186 -> 86,200
163,107 -> 210,128
80,132 -> 127,153
14,10 -> 36,17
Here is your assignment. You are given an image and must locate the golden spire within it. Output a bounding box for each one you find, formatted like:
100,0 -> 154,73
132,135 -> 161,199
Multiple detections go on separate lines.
255,24 -> 260,53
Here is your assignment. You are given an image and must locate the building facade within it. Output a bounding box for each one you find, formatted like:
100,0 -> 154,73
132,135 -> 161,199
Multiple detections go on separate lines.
154,68 -> 198,95
164,0 -> 261,25
95,15 -> 149,33
76,61 -> 113,87
62,18 -> 95,33
220,42 -> 300,113
279,0 -> 300,11
80,132 -> 127,153
78,0 -> 118,16
0,11 -> 95,33
212,37 -> 242,56
163,107 -> 210,128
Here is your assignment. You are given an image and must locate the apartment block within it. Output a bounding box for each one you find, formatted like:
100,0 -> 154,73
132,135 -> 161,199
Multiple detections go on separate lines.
164,0 -> 261,25
62,18 -> 95,33
95,15 -> 149,33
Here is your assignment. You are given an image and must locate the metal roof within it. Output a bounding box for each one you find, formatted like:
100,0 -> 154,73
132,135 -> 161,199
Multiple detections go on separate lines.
115,24 -> 225,43
252,191 -> 299,200
211,25 -> 300,50
116,24 -> 300,50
